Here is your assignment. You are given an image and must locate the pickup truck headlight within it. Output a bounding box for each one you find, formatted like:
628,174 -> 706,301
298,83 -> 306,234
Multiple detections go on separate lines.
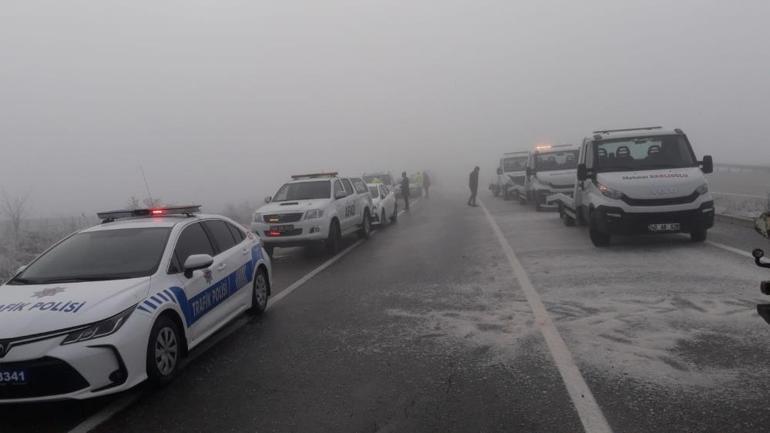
695,183 -> 709,195
305,209 -> 324,219
597,182 -> 624,200
61,305 -> 135,345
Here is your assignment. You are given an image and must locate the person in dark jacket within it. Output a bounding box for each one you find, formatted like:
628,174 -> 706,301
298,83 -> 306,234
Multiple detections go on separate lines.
468,166 -> 480,206
422,171 -> 431,198
400,171 -> 410,210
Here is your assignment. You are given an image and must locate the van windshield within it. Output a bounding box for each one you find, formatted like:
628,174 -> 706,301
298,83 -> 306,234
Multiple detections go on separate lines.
593,135 -> 696,172
502,156 -> 527,172
534,150 -> 579,171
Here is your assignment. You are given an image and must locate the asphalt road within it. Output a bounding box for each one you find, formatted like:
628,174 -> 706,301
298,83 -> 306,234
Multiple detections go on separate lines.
3,189 -> 770,433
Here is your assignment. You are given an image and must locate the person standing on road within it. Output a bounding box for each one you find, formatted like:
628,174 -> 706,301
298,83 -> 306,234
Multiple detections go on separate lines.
422,171 -> 431,198
400,171 -> 410,210
468,166 -> 480,207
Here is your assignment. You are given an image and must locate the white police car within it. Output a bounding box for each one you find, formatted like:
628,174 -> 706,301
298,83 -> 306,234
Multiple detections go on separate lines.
0,206 -> 271,402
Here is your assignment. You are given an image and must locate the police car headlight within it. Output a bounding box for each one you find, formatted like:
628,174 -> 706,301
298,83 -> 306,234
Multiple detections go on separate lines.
695,183 -> 709,195
597,182 -> 624,200
253,213 -> 262,223
305,209 -> 324,219
61,305 -> 136,345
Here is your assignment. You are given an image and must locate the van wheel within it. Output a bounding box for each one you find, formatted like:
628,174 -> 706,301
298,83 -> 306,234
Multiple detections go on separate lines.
249,268 -> 270,315
326,220 -> 341,254
146,316 -> 182,386
589,213 -> 611,247
358,210 -> 371,239
690,228 -> 707,242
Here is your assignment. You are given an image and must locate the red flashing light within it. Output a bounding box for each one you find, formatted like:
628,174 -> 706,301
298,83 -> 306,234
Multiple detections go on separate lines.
151,209 -> 166,216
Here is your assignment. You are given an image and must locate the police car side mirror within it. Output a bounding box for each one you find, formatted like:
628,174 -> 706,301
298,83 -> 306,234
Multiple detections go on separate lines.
700,155 -> 714,174
264,196 -> 272,204
183,254 -> 214,279
576,164 -> 588,181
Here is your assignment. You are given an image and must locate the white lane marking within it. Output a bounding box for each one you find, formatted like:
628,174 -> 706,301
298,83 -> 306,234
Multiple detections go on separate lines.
479,200 -> 613,433
706,240 -> 753,259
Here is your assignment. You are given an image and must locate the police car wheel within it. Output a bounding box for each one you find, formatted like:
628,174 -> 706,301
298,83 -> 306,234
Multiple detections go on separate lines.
250,268 -> 269,314
326,220 -> 341,254
359,211 -> 371,239
147,316 -> 182,385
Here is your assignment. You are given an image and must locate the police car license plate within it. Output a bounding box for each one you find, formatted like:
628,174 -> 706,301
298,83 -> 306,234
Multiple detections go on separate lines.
270,225 -> 294,233
0,369 -> 28,385
648,223 -> 680,232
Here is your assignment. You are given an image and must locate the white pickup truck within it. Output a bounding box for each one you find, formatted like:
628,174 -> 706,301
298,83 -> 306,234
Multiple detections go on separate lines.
252,173 -> 374,255
548,127 -> 715,246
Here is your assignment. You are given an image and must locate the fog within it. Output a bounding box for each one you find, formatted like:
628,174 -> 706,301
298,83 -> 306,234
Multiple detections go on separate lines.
1,0 -> 769,217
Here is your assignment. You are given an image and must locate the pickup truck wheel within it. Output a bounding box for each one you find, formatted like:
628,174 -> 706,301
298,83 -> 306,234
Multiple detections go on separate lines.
381,209 -> 388,227
391,204 -> 398,223
326,220 -> 341,254
559,204 -> 576,227
358,211 -> 371,239
690,227 -> 707,242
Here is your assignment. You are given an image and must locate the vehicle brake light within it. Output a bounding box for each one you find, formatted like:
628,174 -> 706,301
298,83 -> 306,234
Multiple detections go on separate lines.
151,209 -> 166,216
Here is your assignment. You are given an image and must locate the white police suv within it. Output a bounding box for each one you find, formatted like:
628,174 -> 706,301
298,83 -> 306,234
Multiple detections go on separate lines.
252,173 -> 374,256
0,206 -> 271,402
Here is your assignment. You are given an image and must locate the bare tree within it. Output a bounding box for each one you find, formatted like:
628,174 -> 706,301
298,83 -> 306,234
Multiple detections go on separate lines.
1,190 -> 29,245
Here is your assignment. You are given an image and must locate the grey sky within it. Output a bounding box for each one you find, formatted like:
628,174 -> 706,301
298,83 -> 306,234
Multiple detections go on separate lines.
1,0 -> 769,216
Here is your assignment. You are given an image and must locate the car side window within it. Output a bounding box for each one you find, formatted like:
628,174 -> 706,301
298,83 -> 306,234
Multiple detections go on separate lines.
170,223 -> 215,274
352,178 -> 368,194
203,220 -> 238,254
226,222 -> 246,243
341,179 -> 354,196
334,180 -> 346,198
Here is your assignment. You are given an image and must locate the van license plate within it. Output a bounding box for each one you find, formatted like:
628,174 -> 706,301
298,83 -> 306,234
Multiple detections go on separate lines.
648,223 -> 680,232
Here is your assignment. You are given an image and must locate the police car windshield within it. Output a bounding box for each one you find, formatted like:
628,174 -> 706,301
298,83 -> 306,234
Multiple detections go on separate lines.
594,135 -> 696,172
502,157 -> 527,172
534,150 -> 579,171
9,227 -> 171,285
273,180 -> 331,202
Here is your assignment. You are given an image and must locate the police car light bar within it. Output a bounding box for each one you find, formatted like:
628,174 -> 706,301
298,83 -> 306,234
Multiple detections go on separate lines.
290,172 -> 338,180
97,205 -> 202,223
592,126 -> 662,134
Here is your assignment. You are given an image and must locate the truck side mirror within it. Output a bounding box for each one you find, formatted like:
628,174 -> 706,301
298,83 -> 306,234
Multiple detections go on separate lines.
264,196 -> 272,204
496,168 -> 503,175
576,164 -> 588,181
755,212 -> 770,239
700,155 -> 713,174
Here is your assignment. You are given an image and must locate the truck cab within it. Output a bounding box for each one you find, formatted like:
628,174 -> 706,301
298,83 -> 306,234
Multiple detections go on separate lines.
522,144 -> 580,210
573,127 -> 714,246
491,151 -> 528,199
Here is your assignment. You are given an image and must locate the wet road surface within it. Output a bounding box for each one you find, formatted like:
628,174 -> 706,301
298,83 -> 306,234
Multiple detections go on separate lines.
3,189 -> 770,433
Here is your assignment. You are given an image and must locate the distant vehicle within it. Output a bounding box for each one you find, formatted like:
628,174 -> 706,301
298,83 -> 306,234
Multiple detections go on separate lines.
363,172 -> 396,187
490,151 -> 528,199
408,173 -> 424,197
549,127 -> 714,246
252,173 -> 374,255
521,144 -> 580,210
0,206 -> 271,402
368,183 -> 398,226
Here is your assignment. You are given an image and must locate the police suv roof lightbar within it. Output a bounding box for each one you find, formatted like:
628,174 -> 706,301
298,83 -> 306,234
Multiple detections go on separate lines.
290,172 -> 338,180
592,126 -> 663,134
97,205 -> 201,223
